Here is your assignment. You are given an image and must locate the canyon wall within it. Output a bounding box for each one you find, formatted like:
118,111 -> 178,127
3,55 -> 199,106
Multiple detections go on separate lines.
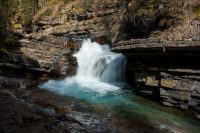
1,0 -> 128,76
0,34 -> 78,76
0,0 -> 200,114
113,39 -> 200,115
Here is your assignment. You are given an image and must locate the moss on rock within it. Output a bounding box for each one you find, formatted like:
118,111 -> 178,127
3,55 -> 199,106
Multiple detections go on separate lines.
192,2 -> 200,20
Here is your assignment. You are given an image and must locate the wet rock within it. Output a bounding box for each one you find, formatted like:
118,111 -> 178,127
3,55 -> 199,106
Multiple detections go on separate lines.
0,76 -> 34,90
169,90 -> 190,101
22,116 -> 40,124
145,76 -> 159,87
175,80 -> 197,91
66,111 -> 112,133
189,98 -> 200,111
39,108 -> 56,117
0,88 -> 93,133
125,51 -> 200,114
162,101 -> 176,107
140,90 -> 153,96
191,91 -> 200,97
160,88 -> 169,96
160,78 -> 178,89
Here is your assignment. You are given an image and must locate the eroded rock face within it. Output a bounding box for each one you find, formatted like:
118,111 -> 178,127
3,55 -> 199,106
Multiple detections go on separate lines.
33,0 -> 127,44
0,34 -> 79,76
120,48 -> 200,115
4,0 -> 199,77
0,76 -> 34,90
0,0 -> 129,76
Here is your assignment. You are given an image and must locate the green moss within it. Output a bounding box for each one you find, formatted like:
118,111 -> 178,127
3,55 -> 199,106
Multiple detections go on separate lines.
37,8 -> 52,20
4,36 -> 17,45
0,48 -> 9,54
38,74 -> 50,82
63,0 -> 72,3
133,0 -> 166,16
13,23 -> 23,30
0,91 -> 10,97
192,3 -> 200,20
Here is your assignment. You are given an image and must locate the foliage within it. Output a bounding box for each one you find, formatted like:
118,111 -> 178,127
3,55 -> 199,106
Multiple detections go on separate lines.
13,23 -> 23,30
0,0 -> 18,21
4,35 -> 18,46
0,91 -> 9,96
134,0 -> 166,15
63,0 -> 74,4
0,0 -> 18,48
0,33 -> 18,49
63,0 -> 69,3
192,2 -> 200,20
0,48 -> 9,54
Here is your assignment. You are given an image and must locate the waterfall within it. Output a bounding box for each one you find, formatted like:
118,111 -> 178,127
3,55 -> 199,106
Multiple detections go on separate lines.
40,39 -> 127,95
39,40 -> 200,133
74,39 -> 126,83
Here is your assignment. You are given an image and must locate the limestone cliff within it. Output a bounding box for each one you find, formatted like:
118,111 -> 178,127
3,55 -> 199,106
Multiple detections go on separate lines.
30,0 -> 200,43
111,0 -> 200,115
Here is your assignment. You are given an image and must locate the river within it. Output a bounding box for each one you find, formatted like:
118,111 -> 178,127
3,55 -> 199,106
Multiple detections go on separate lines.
40,39 -> 200,133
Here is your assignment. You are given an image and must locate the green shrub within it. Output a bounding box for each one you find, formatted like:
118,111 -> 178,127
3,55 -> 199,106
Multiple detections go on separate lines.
4,36 -> 17,45
192,3 -> 200,20
63,0 -> 73,3
0,48 -> 9,54
133,0 -> 166,16
13,23 -> 23,30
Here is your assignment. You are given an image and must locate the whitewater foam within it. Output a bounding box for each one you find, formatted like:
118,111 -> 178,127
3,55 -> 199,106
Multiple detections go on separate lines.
40,39 -> 127,95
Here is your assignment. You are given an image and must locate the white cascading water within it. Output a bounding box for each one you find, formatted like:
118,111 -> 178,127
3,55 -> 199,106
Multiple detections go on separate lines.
74,39 -> 126,83
40,39 -> 127,95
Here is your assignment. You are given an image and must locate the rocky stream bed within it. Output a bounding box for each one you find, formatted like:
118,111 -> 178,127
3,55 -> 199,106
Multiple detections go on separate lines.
0,72 -> 200,133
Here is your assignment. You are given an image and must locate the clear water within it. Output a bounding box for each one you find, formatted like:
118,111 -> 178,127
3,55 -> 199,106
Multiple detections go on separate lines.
40,39 -> 200,133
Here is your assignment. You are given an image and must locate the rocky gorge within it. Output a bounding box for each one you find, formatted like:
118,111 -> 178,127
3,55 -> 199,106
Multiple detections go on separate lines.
0,0 -> 200,132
